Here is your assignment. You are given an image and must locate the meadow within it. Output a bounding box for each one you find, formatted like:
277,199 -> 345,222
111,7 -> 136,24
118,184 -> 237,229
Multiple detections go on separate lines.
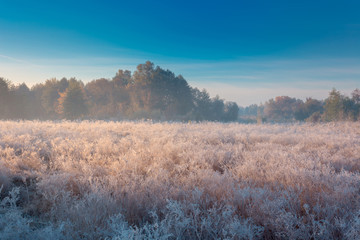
0,120 -> 360,239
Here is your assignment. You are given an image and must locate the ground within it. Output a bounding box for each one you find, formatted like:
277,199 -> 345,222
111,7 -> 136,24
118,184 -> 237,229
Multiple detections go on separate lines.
0,121 -> 360,239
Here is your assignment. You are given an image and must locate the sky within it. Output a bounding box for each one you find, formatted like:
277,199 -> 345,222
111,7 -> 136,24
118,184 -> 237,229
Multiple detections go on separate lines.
0,0 -> 359,106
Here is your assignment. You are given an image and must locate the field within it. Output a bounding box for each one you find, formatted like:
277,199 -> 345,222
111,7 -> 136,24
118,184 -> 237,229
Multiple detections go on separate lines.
0,121 -> 360,239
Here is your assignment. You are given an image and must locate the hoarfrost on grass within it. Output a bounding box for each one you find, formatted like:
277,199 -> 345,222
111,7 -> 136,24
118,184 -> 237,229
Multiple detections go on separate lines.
0,120 -> 360,239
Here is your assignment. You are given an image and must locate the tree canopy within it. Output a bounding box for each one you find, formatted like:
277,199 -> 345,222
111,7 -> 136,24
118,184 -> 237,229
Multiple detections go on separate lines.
1,62 -> 358,123
0,62 -> 239,122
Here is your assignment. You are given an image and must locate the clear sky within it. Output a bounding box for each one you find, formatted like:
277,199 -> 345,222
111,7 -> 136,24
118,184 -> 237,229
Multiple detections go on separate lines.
0,0 -> 359,106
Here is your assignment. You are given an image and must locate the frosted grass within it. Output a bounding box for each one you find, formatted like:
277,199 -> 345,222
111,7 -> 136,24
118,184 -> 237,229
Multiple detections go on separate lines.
0,121 -> 360,239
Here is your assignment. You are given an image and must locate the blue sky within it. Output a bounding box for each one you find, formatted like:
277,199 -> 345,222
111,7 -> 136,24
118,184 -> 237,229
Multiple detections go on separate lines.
0,0 -> 359,106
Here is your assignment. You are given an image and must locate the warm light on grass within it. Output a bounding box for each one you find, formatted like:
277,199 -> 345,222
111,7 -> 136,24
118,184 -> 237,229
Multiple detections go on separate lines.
0,121 -> 360,239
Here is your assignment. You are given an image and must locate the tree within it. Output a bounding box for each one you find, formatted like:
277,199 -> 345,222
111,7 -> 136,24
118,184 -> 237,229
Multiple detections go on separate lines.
294,98 -> 324,121
209,95 -> 225,121
0,77 -> 9,96
323,89 -> 344,121
0,77 -> 10,118
57,81 -> 88,120
223,102 -> 239,122
30,83 -> 47,119
130,61 -> 193,119
342,96 -> 358,121
352,88 -> 360,104
243,104 -> 260,116
162,74 -> 193,118
130,61 -> 156,114
112,70 -> 132,116
113,70 -> 132,87
191,88 -> 212,121
351,89 -> 360,120
41,78 -> 69,118
85,78 -> 115,118
264,96 -> 302,122
10,83 -> 33,119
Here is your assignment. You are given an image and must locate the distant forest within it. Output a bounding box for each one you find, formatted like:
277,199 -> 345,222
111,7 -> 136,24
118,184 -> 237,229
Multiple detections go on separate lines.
0,61 -> 359,123
240,88 -> 360,123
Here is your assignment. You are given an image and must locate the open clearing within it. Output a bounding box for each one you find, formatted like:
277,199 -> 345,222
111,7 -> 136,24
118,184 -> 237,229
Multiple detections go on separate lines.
0,121 -> 360,239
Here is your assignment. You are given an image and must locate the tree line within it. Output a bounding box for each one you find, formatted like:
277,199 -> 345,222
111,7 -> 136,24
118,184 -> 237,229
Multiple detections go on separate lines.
239,88 -> 360,123
0,61 -> 239,121
1,61 -> 359,123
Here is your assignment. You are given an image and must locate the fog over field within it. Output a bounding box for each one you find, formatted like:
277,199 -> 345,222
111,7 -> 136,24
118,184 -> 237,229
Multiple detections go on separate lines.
0,121 -> 360,239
